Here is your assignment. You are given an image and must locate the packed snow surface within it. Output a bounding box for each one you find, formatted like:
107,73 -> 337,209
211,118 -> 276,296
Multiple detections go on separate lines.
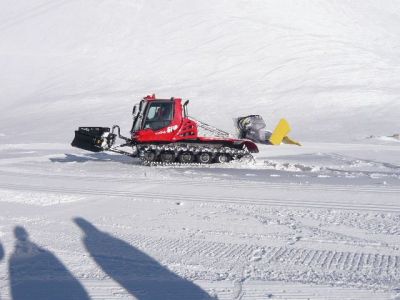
0,0 -> 400,299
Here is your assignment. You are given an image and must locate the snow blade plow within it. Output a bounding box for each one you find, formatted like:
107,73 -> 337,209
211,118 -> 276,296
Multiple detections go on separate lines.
71,127 -> 113,152
71,95 -> 259,164
236,115 -> 301,146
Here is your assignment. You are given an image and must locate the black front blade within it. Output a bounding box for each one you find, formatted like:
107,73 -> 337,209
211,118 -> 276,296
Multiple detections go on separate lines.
71,127 -> 110,152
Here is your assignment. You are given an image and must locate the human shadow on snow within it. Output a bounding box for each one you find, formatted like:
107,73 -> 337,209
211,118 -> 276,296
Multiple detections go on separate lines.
0,241 -> 4,261
0,240 -> 4,300
8,226 -> 90,300
74,217 -> 213,300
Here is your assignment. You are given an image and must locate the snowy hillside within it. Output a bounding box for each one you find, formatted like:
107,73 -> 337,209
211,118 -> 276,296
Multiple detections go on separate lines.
1,1 -> 400,300
1,0 -> 399,142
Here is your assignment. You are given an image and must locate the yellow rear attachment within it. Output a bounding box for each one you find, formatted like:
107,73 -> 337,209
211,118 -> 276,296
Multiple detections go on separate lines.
269,118 -> 301,146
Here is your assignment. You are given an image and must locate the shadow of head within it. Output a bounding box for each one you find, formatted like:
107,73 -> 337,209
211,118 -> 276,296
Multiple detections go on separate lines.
74,217 -> 99,234
14,226 -> 29,242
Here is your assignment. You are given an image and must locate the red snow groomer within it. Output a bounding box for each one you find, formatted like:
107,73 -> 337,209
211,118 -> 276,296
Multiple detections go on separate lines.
72,94 -> 258,164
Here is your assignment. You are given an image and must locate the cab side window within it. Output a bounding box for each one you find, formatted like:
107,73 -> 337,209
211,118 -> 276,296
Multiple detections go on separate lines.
144,102 -> 173,131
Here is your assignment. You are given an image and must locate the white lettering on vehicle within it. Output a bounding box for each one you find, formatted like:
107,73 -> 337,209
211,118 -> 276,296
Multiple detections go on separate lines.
155,125 -> 178,135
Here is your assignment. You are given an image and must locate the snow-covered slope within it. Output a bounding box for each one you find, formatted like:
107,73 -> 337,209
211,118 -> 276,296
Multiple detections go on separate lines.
1,0 -> 399,142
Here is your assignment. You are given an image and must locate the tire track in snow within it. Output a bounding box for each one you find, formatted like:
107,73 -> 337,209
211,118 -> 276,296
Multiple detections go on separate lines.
1,168 -> 400,195
1,182 -> 400,213
39,279 -> 394,300
55,231 -> 400,290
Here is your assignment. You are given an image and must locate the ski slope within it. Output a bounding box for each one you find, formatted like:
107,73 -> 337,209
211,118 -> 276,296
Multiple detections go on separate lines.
0,1 -> 400,299
1,0 -> 400,142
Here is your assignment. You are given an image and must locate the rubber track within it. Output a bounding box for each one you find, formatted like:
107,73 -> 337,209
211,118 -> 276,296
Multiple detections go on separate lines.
138,143 -> 250,164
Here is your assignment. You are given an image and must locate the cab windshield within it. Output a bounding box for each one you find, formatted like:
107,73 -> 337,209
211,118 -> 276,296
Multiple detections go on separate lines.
131,103 -> 145,133
143,102 -> 174,131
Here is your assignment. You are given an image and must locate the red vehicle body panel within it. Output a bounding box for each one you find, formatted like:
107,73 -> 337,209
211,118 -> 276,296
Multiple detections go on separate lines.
132,96 -> 259,153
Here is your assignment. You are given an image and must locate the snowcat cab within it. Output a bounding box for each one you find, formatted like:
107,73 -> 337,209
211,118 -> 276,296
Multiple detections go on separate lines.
131,96 -> 175,133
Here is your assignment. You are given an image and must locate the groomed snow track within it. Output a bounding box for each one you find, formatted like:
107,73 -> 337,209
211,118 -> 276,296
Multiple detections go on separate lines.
0,144 -> 400,299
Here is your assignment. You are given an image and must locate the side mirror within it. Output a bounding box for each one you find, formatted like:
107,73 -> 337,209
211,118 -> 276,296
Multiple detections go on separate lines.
183,100 -> 189,117
132,106 -> 137,116
139,100 -> 144,112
